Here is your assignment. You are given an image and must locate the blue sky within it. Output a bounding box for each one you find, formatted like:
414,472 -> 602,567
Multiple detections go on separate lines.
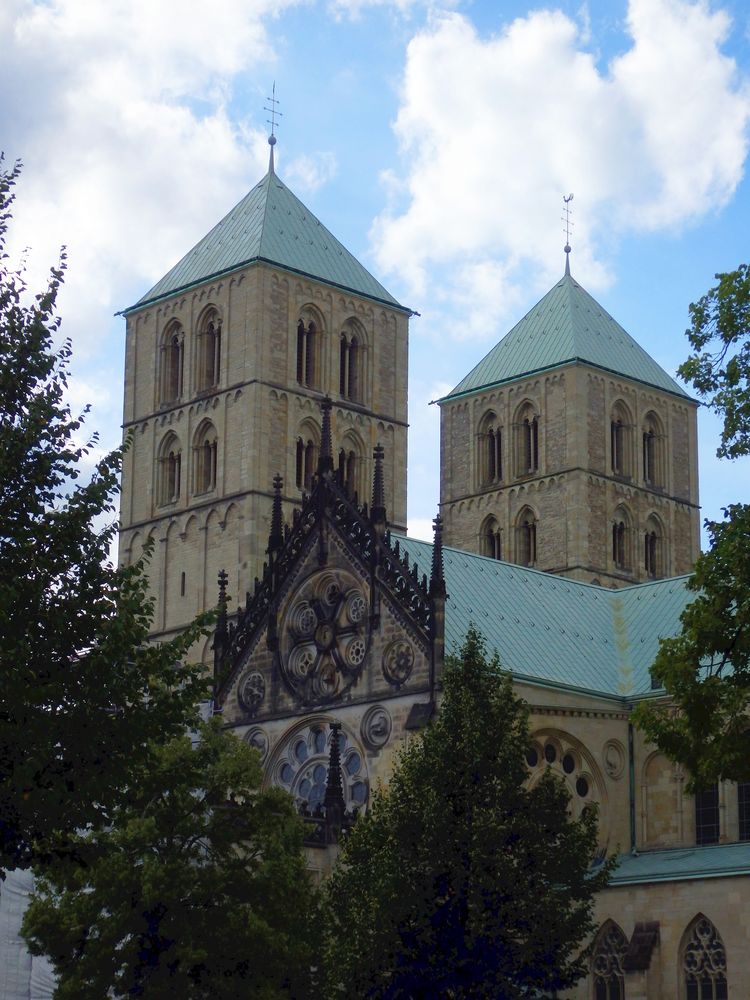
2,0 -> 749,544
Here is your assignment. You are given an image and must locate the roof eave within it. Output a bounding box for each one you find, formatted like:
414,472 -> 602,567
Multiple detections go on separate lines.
120,257 -> 409,317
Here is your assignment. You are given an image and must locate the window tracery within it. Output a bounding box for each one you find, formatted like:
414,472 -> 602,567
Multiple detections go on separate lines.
682,916 -> 727,1000
592,921 -> 627,1000
273,723 -> 368,814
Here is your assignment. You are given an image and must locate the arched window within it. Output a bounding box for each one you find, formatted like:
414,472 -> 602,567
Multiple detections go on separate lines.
610,401 -> 633,478
193,421 -> 218,495
514,403 -> 539,476
695,784 -> 720,845
337,434 -> 364,500
295,423 -> 319,491
681,915 -> 727,999
196,309 -> 221,392
296,316 -> 318,388
339,324 -> 363,402
592,921 -> 627,1000
159,323 -> 184,405
478,411 -> 503,487
516,507 -> 537,567
642,411 -> 665,487
644,514 -> 663,578
739,782 -> 750,840
480,516 -> 502,560
157,433 -> 182,506
611,506 -> 632,571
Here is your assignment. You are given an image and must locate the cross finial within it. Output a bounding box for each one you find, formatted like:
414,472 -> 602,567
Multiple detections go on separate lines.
562,193 -> 574,275
264,82 -> 283,174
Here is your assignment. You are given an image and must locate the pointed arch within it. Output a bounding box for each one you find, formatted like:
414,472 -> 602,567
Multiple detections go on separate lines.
680,914 -> 727,999
196,305 -> 221,392
295,419 -> 320,491
591,920 -> 627,1000
513,400 -> 540,477
159,320 -> 184,405
611,503 -> 633,572
610,399 -> 633,478
192,419 -> 218,495
157,431 -> 182,506
515,505 -> 537,567
478,409 -> 503,487
480,514 -> 502,560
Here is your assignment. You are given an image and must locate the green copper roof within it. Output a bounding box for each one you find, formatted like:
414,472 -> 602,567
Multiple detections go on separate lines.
609,843 -> 750,885
394,534 -> 692,698
442,270 -> 688,400
129,169 -> 402,311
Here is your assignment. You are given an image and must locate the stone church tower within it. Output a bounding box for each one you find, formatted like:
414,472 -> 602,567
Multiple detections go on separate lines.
118,145 -> 410,648
438,254 -> 701,586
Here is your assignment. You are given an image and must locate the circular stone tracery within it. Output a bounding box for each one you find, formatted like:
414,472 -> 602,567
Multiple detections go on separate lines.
281,570 -> 369,705
272,722 -> 369,813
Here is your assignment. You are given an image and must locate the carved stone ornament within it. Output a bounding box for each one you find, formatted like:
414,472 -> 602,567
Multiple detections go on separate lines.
244,726 -> 269,762
361,705 -> 392,750
280,570 -> 370,705
238,671 -> 265,715
603,739 -> 625,780
382,639 -> 415,687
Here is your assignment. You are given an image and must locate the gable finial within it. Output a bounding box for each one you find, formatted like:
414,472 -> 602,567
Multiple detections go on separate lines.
264,82 -> 282,174
430,513 -> 446,598
370,443 -> 387,531
267,474 -> 284,557
562,193 -> 574,275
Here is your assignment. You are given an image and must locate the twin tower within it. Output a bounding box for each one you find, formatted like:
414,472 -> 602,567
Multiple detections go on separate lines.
119,161 -> 700,651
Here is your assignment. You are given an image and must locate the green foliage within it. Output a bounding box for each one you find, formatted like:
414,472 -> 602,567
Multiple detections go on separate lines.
324,627 -> 613,999
0,157 -> 212,869
680,264 -> 750,459
22,719 -> 317,999
635,503 -> 750,789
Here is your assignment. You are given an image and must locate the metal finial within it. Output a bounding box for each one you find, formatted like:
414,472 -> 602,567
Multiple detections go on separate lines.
264,82 -> 283,173
562,193 -> 574,274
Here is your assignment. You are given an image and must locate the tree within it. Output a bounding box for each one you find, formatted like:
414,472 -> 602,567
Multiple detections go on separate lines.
635,503 -> 750,789
679,264 -> 750,459
22,718 -> 318,999
0,157 -> 211,869
323,627 -> 613,999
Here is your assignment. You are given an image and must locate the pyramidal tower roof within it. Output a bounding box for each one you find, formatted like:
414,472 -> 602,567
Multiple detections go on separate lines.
128,166 -> 402,312
442,269 -> 688,401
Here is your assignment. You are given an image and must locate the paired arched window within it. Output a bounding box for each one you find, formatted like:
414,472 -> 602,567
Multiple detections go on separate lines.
681,915 -> 727,999
196,310 -> 221,392
339,320 -> 365,403
296,318 -> 317,388
514,403 -> 539,477
480,516 -> 502,560
642,412 -> 664,487
516,507 -> 537,567
193,421 -> 218,495
478,411 -> 503,486
644,514 -> 663,578
159,323 -> 184,405
592,921 -> 627,1000
610,401 -> 633,478
295,424 -> 319,491
337,434 -> 364,500
611,506 -> 632,572
157,433 -> 182,506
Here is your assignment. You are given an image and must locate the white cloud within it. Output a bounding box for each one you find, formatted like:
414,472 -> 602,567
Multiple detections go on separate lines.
373,0 -> 750,340
284,151 -> 339,193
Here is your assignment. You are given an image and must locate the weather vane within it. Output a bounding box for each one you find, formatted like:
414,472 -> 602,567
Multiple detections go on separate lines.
562,193 -> 574,273
264,82 -> 283,172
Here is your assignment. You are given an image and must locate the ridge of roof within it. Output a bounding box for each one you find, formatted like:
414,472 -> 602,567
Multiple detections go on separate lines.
441,272 -> 689,401
394,533 -> 693,698
126,170 -> 403,312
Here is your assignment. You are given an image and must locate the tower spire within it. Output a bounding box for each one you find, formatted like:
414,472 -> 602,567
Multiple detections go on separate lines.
264,82 -> 282,174
562,193 -> 574,275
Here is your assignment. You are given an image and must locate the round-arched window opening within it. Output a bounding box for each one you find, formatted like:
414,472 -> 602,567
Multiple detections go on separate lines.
562,753 -> 576,774
576,776 -> 589,797
544,743 -> 557,764
273,723 -> 369,815
525,747 -> 538,768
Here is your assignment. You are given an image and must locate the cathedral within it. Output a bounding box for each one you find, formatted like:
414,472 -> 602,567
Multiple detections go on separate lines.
114,138 -> 749,999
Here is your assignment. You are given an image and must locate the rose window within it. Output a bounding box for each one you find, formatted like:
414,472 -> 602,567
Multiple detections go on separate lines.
281,570 -> 369,704
273,723 -> 369,813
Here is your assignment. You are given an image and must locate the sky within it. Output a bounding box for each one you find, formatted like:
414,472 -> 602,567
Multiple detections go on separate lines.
2,0 -> 749,546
